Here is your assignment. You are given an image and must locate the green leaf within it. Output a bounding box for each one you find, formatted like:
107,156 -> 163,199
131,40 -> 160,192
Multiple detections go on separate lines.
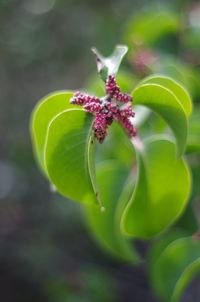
150,236 -> 200,302
30,91 -> 74,171
44,109 -> 99,205
121,138 -> 191,239
153,57 -> 200,101
95,122 -> 136,168
140,75 -> 192,117
148,229 -> 188,271
132,83 -> 188,156
84,160 -> 140,263
187,107 -> 200,154
91,45 -> 128,81
175,201 -> 199,235
124,10 -> 179,47
190,162 -> 200,203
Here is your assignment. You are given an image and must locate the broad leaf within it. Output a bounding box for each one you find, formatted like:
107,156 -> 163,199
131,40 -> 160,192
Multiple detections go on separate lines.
91,45 -> 128,81
30,91 -> 74,171
121,138 -> 191,239
140,75 -> 192,117
132,83 -> 188,156
45,109 -> 99,205
84,161 -> 140,263
150,236 -> 200,302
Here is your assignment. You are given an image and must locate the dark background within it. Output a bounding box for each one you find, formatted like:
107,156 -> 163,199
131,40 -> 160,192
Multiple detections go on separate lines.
0,1 -> 199,301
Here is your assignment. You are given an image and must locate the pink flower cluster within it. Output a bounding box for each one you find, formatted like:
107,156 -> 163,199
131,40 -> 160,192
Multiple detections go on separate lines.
70,75 -> 136,143
106,75 -> 132,103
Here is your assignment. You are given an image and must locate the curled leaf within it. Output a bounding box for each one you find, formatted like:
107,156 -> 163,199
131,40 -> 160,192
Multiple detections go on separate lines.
121,138 -> 191,239
84,161 -> 140,263
30,91 -> 74,171
150,236 -> 200,302
140,75 -> 192,117
45,109 -> 99,205
132,83 -> 188,156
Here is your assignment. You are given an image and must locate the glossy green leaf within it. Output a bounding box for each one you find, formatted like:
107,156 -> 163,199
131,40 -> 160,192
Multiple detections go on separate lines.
45,109 -> 99,205
84,161 -> 140,263
31,91 -> 74,171
150,236 -> 200,302
121,138 -> 191,239
140,75 -> 192,117
91,45 -> 128,81
132,83 -> 188,156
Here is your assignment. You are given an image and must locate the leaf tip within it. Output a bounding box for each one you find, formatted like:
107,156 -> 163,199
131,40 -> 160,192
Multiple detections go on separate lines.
116,44 -> 128,53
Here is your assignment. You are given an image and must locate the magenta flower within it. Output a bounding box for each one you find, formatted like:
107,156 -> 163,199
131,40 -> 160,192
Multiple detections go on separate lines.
70,75 -> 136,143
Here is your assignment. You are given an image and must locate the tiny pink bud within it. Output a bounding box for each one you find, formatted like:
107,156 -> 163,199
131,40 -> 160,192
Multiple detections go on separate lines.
106,75 -> 120,95
93,113 -> 108,143
120,106 -> 135,118
118,116 -> 137,138
83,102 -> 102,113
114,92 -> 132,103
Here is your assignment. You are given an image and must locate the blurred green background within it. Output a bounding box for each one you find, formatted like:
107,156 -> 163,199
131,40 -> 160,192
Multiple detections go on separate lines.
0,0 -> 200,301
